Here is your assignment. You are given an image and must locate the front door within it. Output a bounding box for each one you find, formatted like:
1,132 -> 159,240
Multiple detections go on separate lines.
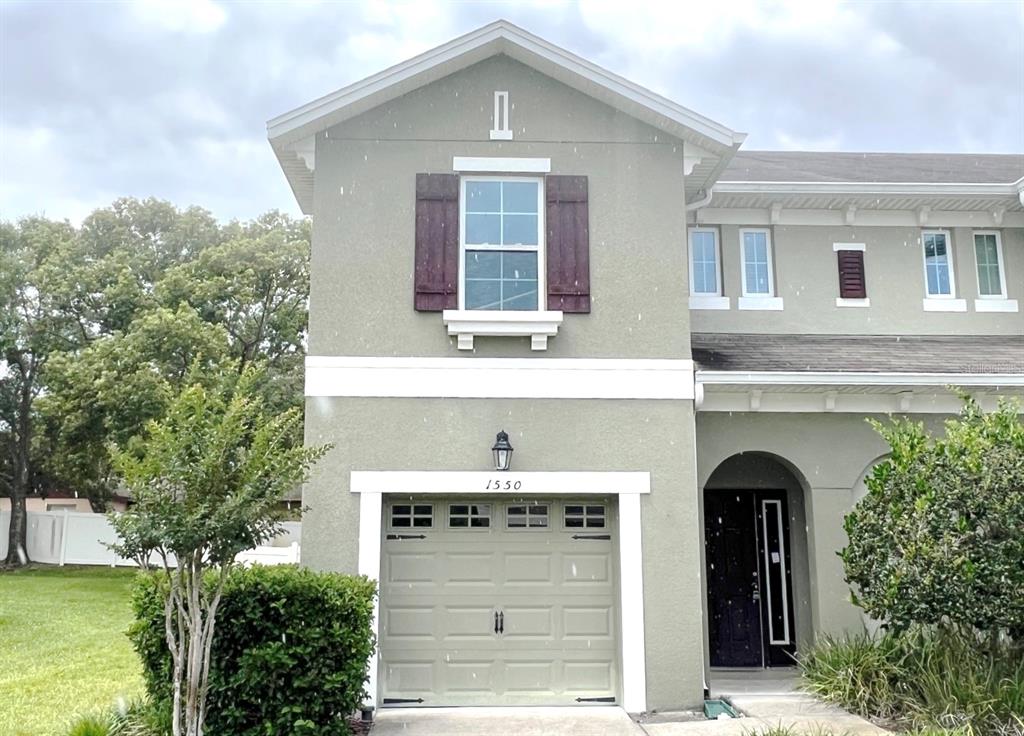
704,490 -> 796,668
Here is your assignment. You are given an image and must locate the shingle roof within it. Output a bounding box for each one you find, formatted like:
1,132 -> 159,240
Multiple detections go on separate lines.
691,334 -> 1024,374
719,151 -> 1024,185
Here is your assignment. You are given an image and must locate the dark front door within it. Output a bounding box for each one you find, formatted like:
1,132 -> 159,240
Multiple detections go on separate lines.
704,489 -> 797,668
704,491 -> 763,667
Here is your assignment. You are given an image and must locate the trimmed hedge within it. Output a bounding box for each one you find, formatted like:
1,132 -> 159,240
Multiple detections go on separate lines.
130,565 -> 376,736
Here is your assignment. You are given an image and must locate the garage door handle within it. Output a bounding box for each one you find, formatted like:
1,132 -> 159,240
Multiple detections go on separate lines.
386,534 -> 426,540
571,534 -> 611,540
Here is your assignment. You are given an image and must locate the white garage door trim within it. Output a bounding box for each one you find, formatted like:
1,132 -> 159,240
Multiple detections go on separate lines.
353,471 -> 648,713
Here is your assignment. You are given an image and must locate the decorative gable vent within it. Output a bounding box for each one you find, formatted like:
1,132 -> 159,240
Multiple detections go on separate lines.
490,91 -> 512,140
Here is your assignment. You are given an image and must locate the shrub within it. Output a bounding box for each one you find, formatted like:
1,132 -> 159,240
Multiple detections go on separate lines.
841,398 -> 1024,639
67,715 -> 112,736
131,565 -> 376,736
800,629 -> 1024,735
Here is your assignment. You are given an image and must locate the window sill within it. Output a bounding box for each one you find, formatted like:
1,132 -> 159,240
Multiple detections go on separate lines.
922,298 -> 967,312
738,296 -> 784,311
442,310 -> 564,351
835,297 -> 871,308
689,295 -> 730,310
975,298 -> 1018,313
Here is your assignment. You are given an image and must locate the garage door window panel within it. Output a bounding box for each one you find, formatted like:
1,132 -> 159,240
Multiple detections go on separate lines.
506,503 -> 550,529
390,504 -> 434,529
564,504 -> 606,529
448,503 -> 491,529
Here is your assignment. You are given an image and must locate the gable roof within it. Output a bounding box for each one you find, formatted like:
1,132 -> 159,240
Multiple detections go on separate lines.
267,20 -> 745,214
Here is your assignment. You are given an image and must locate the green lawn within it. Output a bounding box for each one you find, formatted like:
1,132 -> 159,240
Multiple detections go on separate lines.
0,565 -> 144,736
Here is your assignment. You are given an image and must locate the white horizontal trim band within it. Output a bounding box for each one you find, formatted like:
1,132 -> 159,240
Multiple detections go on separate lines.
716,181 -> 1018,196
453,156 -> 551,173
306,356 -> 695,399
699,390 -> 1022,414
350,470 -> 651,494
696,371 -> 1024,387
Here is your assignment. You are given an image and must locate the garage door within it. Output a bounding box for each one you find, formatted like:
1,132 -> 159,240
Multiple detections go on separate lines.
379,497 -> 618,706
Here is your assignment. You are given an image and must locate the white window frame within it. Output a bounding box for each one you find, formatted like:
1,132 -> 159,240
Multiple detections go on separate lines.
921,229 -> 957,299
689,227 -> 722,296
458,175 -> 546,313
739,228 -> 776,298
972,230 -> 1007,300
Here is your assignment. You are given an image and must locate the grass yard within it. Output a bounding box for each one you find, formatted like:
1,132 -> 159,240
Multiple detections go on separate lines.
0,565 -> 144,736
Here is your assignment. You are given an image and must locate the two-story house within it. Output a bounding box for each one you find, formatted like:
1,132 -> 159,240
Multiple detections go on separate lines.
267,21 -> 1024,714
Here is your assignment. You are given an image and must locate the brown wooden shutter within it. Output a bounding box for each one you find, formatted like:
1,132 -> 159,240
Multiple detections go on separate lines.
414,173 -> 459,311
837,249 -> 867,299
546,175 -> 590,313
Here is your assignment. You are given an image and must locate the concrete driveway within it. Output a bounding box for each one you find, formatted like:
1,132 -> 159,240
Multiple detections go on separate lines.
371,706 -> 645,736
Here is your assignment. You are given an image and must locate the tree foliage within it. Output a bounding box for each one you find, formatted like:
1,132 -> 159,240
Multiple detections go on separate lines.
841,397 -> 1024,639
110,365 -> 329,736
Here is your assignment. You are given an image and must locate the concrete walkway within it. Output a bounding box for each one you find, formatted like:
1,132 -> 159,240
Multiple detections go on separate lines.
372,706 -> 645,736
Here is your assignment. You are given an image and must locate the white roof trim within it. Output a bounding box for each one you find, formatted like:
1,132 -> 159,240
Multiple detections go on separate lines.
696,371 -> 1024,387
715,181 -> 1020,196
266,20 -> 743,150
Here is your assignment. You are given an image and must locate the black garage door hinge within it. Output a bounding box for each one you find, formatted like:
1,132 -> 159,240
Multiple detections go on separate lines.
571,534 -> 611,540
575,696 -> 616,703
382,697 -> 425,704
386,534 -> 427,540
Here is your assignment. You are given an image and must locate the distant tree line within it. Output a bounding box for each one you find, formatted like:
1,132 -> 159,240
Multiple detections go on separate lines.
1,197 -> 310,566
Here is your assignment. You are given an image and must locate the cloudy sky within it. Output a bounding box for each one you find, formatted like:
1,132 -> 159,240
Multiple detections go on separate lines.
2,0 -> 1022,224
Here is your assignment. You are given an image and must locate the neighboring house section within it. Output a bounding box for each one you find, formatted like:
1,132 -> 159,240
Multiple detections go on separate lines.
268,20 -> 1024,713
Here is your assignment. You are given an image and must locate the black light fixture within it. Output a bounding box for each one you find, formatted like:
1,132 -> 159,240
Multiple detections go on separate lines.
491,430 -> 514,471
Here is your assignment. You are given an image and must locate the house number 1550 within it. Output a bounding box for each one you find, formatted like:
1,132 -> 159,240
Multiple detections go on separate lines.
485,479 -> 522,491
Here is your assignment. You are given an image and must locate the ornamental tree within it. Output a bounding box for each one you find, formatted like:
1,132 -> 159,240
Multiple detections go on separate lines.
110,364 -> 328,736
841,396 -> 1024,640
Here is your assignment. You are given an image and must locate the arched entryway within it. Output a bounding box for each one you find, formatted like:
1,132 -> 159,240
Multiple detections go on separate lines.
702,452 -> 812,669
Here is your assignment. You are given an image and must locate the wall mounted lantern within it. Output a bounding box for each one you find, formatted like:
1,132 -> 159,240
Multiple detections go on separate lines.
491,430 -> 514,472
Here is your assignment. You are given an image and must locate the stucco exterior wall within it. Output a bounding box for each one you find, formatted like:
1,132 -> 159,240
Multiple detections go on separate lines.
303,395 -> 705,709
691,224 -> 1024,335
309,55 -> 691,359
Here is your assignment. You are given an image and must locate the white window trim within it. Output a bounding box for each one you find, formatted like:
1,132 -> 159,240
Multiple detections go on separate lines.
921,229 -> 957,299
453,157 -> 550,173
923,298 -> 967,312
458,175 -> 546,312
689,295 -> 731,310
739,227 -> 776,298
835,297 -> 871,308
688,226 -> 722,297
738,296 -> 784,311
832,242 -> 866,252
972,230 -> 1008,300
352,472 -> 649,713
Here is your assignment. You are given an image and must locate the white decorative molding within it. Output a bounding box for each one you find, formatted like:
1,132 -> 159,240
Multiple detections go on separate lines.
992,207 -> 1005,226
923,298 -> 967,312
833,242 -> 866,252
975,298 -> 1019,313
824,391 -> 837,411
696,370 -> 1024,388
452,156 -> 551,173
442,309 -> 562,350
770,203 -> 783,224
715,181 -> 1021,197
352,473 -> 649,712
698,389 -> 1023,414
306,356 -> 696,400
738,296 -> 784,311
489,90 -> 512,140
688,295 -> 730,310
749,389 -> 762,411
350,471 -> 652,495
897,391 -> 914,412
696,207 -> 1024,229
836,297 -> 871,308
844,204 -> 856,225
292,137 -> 315,172
682,142 -> 711,177
917,205 -> 930,226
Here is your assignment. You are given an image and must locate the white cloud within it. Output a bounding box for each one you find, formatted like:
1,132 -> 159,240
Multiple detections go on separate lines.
130,0 -> 228,34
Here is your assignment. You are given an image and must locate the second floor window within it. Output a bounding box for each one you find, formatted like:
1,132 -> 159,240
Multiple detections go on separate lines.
461,177 -> 543,311
741,228 -> 775,297
922,230 -> 955,297
690,228 -> 721,295
973,231 -> 1006,299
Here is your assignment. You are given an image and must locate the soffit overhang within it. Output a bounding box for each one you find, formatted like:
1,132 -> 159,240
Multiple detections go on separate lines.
267,20 -> 746,215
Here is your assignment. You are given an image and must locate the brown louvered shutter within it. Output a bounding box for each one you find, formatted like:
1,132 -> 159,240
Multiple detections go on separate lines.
837,249 -> 867,299
414,173 -> 459,311
546,175 -> 590,313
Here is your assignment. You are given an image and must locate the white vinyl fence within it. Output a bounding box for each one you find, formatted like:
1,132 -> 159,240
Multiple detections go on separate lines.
0,510 -> 300,567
